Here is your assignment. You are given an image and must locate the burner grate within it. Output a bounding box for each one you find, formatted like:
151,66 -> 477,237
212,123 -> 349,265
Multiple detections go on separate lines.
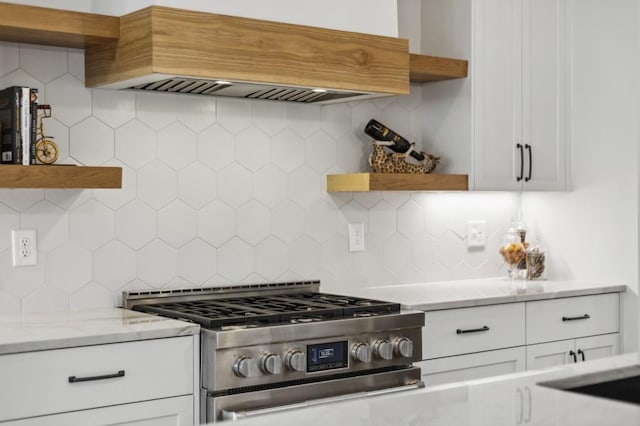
133,292 -> 400,329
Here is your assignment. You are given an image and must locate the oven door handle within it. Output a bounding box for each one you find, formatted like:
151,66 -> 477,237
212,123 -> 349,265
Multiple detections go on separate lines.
220,381 -> 425,421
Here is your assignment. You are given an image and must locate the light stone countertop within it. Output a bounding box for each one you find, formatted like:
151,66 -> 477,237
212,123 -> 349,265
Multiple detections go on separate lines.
228,353 -> 640,426
0,308 -> 199,355
346,279 -> 627,311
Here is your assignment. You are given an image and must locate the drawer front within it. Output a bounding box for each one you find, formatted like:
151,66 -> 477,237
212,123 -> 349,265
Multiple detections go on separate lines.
526,293 -> 619,344
422,302 -> 525,359
417,346 -> 526,387
0,336 -> 194,422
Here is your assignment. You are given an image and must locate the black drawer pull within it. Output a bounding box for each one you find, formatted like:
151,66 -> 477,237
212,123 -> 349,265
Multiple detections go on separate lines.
68,370 -> 125,383
525,144 -> 532,182
577,349 -> 586,362
562,314 -> 590,322
569,350 -> 577,363
456,325 -> 490,334
516,143 -> 524,182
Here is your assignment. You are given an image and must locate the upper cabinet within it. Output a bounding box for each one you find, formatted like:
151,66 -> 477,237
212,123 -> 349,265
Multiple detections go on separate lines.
421,0 -> 569,192
473,0 -> 568,191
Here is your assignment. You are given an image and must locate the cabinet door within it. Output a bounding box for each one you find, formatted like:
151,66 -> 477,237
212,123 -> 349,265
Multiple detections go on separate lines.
521,0 -> 567,190
7,395 -> 193,426
526,339 -> 575,370
472,0 -> 522,190
472,0 -> 567,191
575,333 -> 619,362
417,347 -> 526,387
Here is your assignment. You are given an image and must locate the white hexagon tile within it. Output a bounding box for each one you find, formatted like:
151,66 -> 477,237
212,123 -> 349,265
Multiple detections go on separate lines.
236,127 -> 270,172
115,200 -> 157,250
115,119 -> 157,169
198,124 -> 235,171
137,239 -> 178,286
158,122 -> 197,170
93,89 -> 136,128
0,41 -> 520,313
255,236 -> 288,281
178,238 -> 217,285
178,162 -> 217,210
236,200 -> 271,246
198,201 -> 236,247
271,129 -> 305,173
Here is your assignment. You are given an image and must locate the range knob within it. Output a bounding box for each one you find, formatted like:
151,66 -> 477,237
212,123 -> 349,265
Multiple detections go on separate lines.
284,350 -> 306,372
351,342 -> 372,363
393,337 -> 414,358
373,339 -> 393,360
259,353 -> 283,375
233,356 -> 258,378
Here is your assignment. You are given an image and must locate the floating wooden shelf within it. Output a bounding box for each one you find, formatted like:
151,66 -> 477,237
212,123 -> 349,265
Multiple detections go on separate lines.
0,2 -> 119,48
409,53 -> 468,83
0,165 -> 122,189
327,173 -> 468,192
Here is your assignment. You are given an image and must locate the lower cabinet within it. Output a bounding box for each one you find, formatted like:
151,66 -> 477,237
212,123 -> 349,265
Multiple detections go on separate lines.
0,336 -> 197,424
7,395 -> 193,426
416,347 -> 526,387
419,292 -> 621,387
526,333 -> 619,370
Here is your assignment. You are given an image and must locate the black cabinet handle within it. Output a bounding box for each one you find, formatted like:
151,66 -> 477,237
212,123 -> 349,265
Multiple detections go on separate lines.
562,314 -> 590,322
525,144 -> 532,182
68,370 -> 125,383
569,350 -> 577,363
456,325 -> 490,334
577,349 -> 586,362
516,143 -> 524,182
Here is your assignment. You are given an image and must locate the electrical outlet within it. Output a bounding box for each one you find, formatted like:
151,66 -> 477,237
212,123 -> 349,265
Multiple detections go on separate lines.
348,223 -> 365,252
12,229 -> 37,266
467,220 -> 486,248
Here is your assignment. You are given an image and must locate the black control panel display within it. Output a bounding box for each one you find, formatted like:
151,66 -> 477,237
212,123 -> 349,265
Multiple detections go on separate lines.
307,341 -> 348,372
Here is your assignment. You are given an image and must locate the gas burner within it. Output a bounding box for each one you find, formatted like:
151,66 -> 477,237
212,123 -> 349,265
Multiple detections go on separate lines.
131,290 -> 400,329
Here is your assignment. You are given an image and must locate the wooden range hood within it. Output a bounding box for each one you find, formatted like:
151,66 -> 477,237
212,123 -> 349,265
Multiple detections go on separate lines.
85,6 -> 410,104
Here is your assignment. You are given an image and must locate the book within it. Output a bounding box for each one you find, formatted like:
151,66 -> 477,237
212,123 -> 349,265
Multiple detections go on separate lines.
29,88 -> 38,165
0,86 -> 22,164
20,87 -> 30,165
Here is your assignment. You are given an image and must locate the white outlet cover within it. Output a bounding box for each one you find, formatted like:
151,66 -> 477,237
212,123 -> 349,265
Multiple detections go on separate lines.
12,229 -> 37,267
348,223 -> 365,252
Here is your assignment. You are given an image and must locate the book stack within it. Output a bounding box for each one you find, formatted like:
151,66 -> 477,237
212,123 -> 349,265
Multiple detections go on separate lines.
0,86 -> 38,165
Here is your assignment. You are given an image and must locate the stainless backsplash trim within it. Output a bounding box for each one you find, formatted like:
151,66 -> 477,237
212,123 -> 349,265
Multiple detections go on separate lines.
122,280 -> 321,309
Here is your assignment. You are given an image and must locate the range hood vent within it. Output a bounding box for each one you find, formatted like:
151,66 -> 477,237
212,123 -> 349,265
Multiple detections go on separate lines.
85,6 -> 409,104
129,77 -> 371,104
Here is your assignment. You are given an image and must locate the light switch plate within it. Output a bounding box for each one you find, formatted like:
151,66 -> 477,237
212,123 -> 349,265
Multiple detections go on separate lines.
467,220 -> 486,248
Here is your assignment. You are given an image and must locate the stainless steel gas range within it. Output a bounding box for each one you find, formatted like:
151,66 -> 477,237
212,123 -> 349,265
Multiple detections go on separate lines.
123,281 -> 424,423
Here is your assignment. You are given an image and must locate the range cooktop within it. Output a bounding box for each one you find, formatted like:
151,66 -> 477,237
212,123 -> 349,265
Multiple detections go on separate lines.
132,292 -> 400,330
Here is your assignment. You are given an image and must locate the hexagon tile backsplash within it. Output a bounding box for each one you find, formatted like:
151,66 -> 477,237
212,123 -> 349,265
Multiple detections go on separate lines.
0,42 -> 520,314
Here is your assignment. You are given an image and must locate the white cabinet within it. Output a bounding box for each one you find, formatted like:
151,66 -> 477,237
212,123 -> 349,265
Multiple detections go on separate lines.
418,293 -> 620,386
527,333 -> 619,370
7,395 -> 193,426
526,293 -> 619,344
420,303 -> 526,386
525,293 -> 620,370
417,347 -> 526,387
0,336 -> 196,424
472,0 -> 567,190
422,303 -> 525,359
420,0 -> 568,191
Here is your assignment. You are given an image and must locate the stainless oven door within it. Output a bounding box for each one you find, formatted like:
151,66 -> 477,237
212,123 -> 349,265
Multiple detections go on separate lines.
207,367 -> 423,422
